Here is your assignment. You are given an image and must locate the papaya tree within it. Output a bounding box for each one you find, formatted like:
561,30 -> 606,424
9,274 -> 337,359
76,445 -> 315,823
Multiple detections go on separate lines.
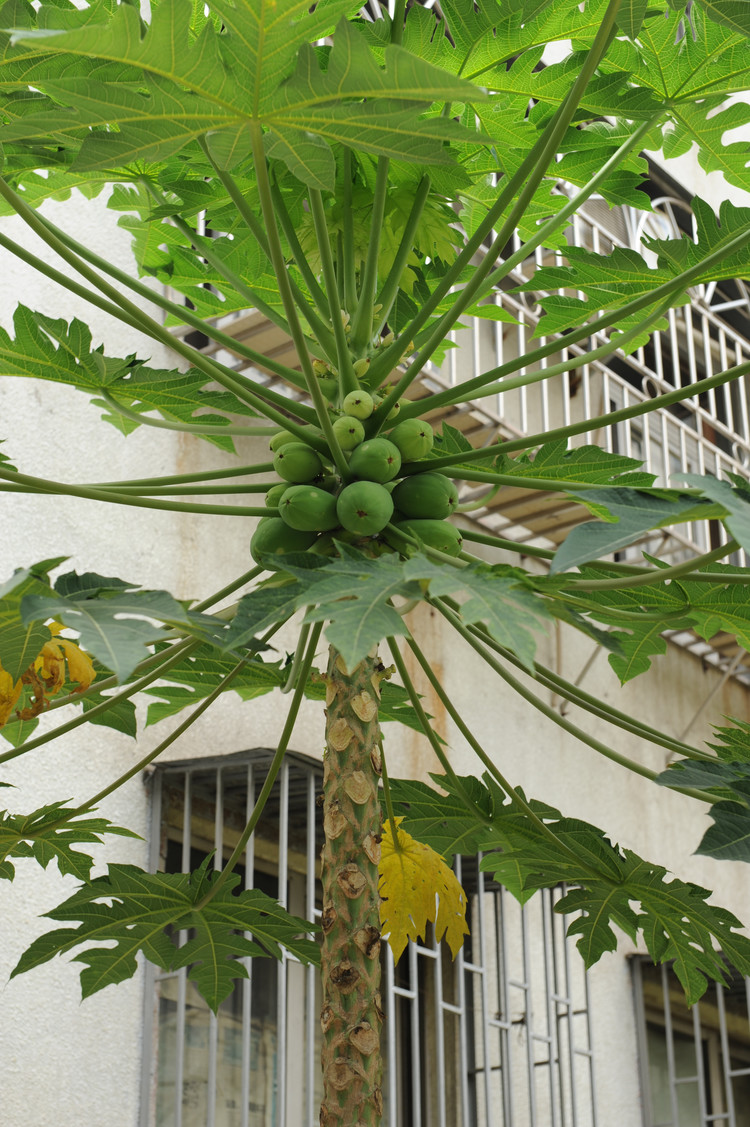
5,0 -> 750,1122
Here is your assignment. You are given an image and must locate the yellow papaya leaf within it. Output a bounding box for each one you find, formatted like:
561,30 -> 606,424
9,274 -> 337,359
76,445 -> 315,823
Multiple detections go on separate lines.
34,622 -> 96,695
379,817 -> 469,963
0,663 -> 22,727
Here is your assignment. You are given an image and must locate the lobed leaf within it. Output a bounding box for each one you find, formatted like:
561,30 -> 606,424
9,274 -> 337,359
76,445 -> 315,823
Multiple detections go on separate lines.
12,858 -> 318,1011
379,817 -> 469,962
392,773 -> 750,1003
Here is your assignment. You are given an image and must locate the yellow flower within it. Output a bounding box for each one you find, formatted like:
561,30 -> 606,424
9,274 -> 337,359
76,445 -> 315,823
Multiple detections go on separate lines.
34,622 -> 96,696
0,664 -> 22,727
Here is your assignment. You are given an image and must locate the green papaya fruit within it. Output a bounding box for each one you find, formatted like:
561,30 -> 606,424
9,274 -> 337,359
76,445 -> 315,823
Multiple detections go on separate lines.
269,429 -> 298,452
336,481 -> 394,536
342,389 -> 374,419
317,377 -> 339,402
388,418 -> 434,461
348,438 -> 402,483
332,414 -> 365,450
265,483 -> 288,509
250,518 -> 317,562
316,472 -> 341,493
273,443 -> 323,483
278,485 -> 339,532
393,518 -> 462,557
391,472 -> 459,519
309,533 -> 337,557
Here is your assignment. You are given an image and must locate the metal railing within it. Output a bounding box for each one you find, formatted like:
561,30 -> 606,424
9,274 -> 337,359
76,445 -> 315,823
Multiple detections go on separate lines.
632,956 -> 750,1127
140,751 -> 597,1127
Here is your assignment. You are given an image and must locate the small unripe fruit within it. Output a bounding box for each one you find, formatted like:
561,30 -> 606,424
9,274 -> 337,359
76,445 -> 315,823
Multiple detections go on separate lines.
265,483 -> 288,509
332,415 -> 365,450
342,390 -> 374,420
317,377 -> 339,402
337,481 -> 394,536
394,518 -> 463,557
392,472 -> 459,519
251,518 -> 317,562
388,418 -> 434,461
278,484 -> 339,532
349,438 -> 402,483
317,473 -> 340,493
273,443 -> 323,483
270,429 -> 297,452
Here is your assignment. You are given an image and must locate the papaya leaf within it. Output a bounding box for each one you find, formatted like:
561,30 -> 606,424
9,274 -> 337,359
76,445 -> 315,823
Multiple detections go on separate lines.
0,575 -> 53,681
399,774 -> 750,1002
389,772 -> 534,863
695,802 -> 750,863
678,473 -> 750,554
0,306 -> 259,449
222,579 -> 317,652
7,4 -> 487,184
11,858 -> 319,1011
550,488 -> 716,573
601,6 -> 750,190
696,0 -> 750,37
496,439 -> 656,487
0,802 -> 138,882
143,650 -> 294,726
379,817 -> 469,963
559,566 -> 694,681
707,717 -> 750,762
20,585 -> 202,682
402,557 -> 552,671
299,560 -> 418,671
678,568 -> 750,652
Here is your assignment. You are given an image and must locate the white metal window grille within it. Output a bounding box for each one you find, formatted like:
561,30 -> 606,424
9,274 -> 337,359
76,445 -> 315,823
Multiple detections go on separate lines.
140,750 -> 598,1127
633,956 -> 750,1127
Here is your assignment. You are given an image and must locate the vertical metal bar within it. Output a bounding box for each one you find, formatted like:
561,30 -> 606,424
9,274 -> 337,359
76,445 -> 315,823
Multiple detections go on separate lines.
498,889 -> 513,1127
432,933 -> 448,1127
305,768 -> 317,1127
240,764 -> 256,1127
716,982 -> 737,1127
691,999 -> 708,1125
175,770 -> 192,1127
139,771 -> 165,1127
454,855 -> 471,1127
661,963 -> 681,1127
520,899 -> 541,1127
558,891 -> 579,1127
476,858 -> 495,1127
583,945 -> 598,1127
206,768 -> 223,1127
409,940 -> 422,1126
277,762 -> 290,1127
540,894 -> 561,1127
631,961 -> 654,1127
385,948 -> 398,1127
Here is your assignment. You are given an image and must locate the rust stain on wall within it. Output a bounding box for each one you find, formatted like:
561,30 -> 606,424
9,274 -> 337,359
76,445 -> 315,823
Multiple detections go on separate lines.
399,605 -> 448,782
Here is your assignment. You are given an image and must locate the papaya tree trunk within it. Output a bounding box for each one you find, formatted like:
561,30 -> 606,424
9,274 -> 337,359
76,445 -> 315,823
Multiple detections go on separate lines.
320,645 -> 384,1127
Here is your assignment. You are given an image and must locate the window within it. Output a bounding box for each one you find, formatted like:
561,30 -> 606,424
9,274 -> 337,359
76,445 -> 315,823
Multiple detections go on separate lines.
140,751 -> 598,1126
633,957 -> 750,1127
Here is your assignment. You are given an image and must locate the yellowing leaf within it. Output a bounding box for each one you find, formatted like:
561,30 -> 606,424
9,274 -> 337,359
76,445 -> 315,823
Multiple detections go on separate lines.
379,817 -> 468,963
34,622 -> 96,694
0,664 -> 22,727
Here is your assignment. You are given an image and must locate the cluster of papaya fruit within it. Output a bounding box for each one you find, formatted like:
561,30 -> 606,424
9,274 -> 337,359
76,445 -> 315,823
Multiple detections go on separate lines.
251,390 -> 462,565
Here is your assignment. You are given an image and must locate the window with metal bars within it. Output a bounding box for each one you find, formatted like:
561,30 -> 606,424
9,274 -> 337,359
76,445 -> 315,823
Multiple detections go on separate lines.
140,749 -> 598,1127
633,956 -> 750,1127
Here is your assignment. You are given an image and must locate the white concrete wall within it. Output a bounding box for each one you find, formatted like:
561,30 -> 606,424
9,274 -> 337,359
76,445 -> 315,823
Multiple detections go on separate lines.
2,189 -> 750,1127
